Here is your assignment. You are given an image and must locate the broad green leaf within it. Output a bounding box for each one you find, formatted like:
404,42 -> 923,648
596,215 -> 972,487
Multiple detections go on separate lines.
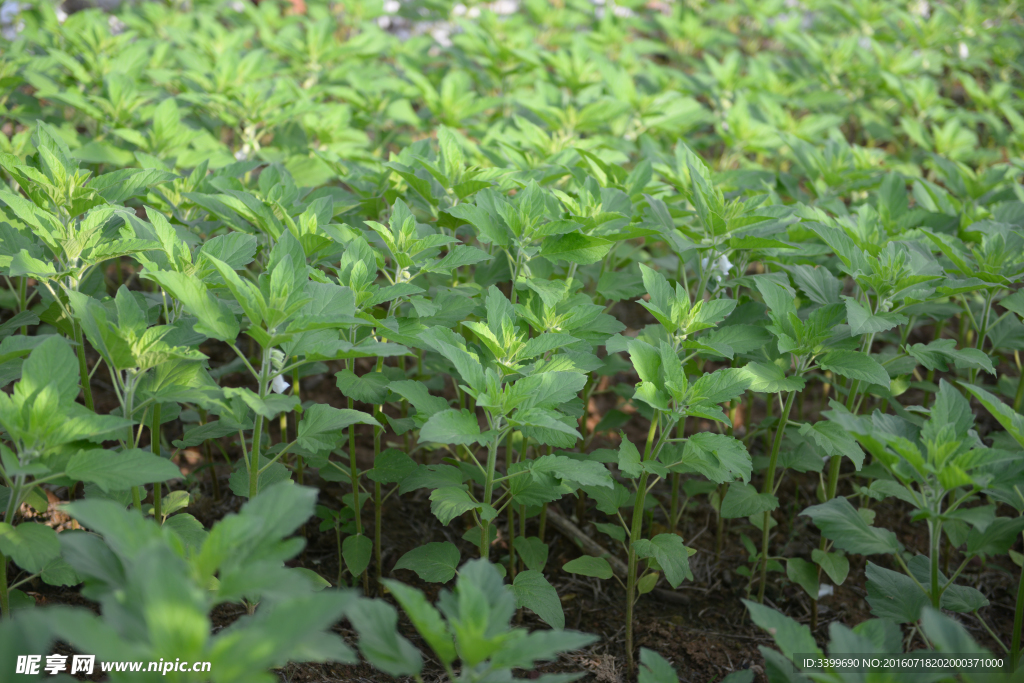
429,487 -> 491,526
801,498 -> 899,555
529,454 -> 613,488
786,557 -> 818,599
798,422 -> 864,470
676,433 -> 752,484
338,534 -> 371,579
811,549 -> 850,586
297,404 -> 379,452
563,555 -> 613,579
720,483 -> 778,519
633,534 -> 692,588
0,522 -> 60,574
419,409 -> 482,446
819,351 -> 890,389
865,562 -> 927,623
639,648 -> 681,683
513,536 -> 549,572
66,448 -> 181,492
739,362 -> 806,393
394,542 -> 460,583
510,570 -> 564,629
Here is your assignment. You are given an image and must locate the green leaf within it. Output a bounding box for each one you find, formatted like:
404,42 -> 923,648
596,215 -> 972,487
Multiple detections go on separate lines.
147,271 -> 239,342
786,557 -> 818,599
676,433 -> 752,484
429,487 -> 491,526
617,435 -> 643,478
634,534 -> 693,588
419,409 -> 483,446
66,448 -> 182,492
513,536 -> 549,572
819,351 -> 890,389
529,454 -> 613,489
798,422 -> 864,470
342,534 -> 373,578
966,516 -> 1024,559
90,168 -> 176,203
0,522 -> 60,574
865,562 -> 927,623
962,384 -> 1024,449
563,555 -> 613,579
801,497 -> 899,555
743,599 -> 822,661
739,362 -> 806,393
720,483 -> 778,519
639,648 -> 680,683
844,298 -> 907,335
367,449 -> 417,485
382,579 -> 457,665
511,570 -> 564,629
811,549 -> 850,585
907,340 -> 995,375
335,369 -> 390,404
540,233 -> 613,265
297,404 -> 379,452
394,542 -> 460,583
345,598 -> 423,677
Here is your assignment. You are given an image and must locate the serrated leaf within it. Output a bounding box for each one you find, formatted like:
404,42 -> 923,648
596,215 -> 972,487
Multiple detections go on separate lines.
801,498 -> 899,555
819,351 -> 889,389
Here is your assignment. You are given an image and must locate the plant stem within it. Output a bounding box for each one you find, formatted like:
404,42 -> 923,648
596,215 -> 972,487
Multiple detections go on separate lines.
374,405 -> 383,591
249,345 -> 271,499
72,318 -> 94,410
152,403 -> 162,519
625,413 -> 660,673
757,389 -> 797,604
480,424 -> 504,559
929,519 -> 942,607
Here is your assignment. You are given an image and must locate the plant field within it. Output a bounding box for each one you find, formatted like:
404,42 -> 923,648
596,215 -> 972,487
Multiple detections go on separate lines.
1,0 -> 1023,681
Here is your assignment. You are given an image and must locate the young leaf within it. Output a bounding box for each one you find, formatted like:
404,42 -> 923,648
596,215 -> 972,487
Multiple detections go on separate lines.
394,542 -> 461,583
801,498 -> 899,555
342,534 -> 372,579
563,556 -> 613,579
510,570 -> 564,629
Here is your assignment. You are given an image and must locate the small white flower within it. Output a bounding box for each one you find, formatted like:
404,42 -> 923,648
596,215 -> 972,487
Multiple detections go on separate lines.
818,584 -> 834,599
108,15 -> 126,34
377,15 -> 391,28
613,5 -> 634,18
383,0 -> 400,13
858,36 -> 871,50
271,374 -> 291,394
958,42 -> 969,59
56,8 -> 67,22
467,6 -> 480,18
452,3 -> 466,16
230,0 -> 245,11
234,149 -> 248,161
910,0 -> 930,18
700,255 -> 734,283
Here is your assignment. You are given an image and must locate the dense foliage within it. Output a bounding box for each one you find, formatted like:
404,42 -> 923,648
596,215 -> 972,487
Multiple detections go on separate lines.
0,0 -> 1023,681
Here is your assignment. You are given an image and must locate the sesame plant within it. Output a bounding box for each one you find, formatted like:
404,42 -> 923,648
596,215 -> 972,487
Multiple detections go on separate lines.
1,0 -> 1023,680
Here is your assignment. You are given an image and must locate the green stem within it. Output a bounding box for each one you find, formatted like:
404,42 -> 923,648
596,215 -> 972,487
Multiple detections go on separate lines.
72,318 -> 94,410
929,520 -> 942,608
625,413 -> 660,674
757,388 -> 797,604
249,345 -> 271,500
505,431 -> 516,578
152,403 -> 162,519
374,406 -> 383,591
480,424 -> 504,559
